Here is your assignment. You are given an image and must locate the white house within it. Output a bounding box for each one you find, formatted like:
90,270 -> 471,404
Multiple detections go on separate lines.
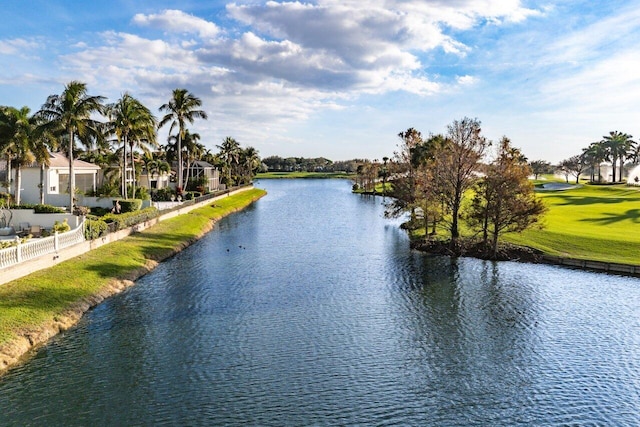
138,168 -> 171,190
3,152 -> 101,207
185,160 -> 220,192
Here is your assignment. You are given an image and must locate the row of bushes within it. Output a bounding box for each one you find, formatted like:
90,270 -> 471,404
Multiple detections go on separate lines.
3,202 -> 66,214
150,188 -> 203,201
85,207 -> 159,240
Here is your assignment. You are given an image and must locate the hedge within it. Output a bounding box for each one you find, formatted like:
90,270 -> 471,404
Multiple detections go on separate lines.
101,207 -> 159,231
113,199 -> 142,213
11,203 -> 66,213
84,218 -> 109,240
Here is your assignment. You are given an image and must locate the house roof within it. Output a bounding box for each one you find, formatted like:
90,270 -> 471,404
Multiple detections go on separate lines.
190,160 -> 216,169
29,152 -> 101,171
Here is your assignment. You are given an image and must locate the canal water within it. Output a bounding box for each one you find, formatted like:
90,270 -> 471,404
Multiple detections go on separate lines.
1,179 -> 640,426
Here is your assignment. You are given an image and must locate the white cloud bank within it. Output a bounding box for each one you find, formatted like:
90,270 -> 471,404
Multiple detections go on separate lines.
11,1 -> 639,162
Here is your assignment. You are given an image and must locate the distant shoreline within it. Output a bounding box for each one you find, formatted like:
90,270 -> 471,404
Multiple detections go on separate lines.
256,171 -> 353,179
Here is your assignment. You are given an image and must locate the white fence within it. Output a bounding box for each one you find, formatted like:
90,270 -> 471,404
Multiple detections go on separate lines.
0,220 -> 85,269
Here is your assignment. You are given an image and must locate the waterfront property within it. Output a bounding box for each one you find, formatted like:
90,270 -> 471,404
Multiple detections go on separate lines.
0,152 -> 101,207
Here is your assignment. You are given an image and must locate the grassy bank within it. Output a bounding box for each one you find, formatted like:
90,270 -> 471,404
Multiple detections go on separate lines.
504,184 -> 640,264
408,183 -> 640,266
0,188 -> 266,368
256,171 -> 353,179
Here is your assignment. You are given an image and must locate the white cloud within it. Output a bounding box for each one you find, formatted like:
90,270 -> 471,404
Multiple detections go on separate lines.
456,75 -> 477,85
133,9 -> 221,39
0,38 -> 40,55
26,1 -> 551,158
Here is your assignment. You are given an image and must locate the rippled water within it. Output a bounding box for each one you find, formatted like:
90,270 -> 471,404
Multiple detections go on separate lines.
1,179 -> 640,426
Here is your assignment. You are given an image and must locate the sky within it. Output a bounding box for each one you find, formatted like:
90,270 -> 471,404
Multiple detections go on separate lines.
1,0 -> 640,163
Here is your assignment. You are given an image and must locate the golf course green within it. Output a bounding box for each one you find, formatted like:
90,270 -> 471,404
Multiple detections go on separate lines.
505,183 -> 640,265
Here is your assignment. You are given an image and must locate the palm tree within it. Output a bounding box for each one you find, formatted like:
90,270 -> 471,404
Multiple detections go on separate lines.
582,142 -> 607,183
166,129 -> 201,186
603,131 -> 635,182
31,116 -> 56,204
37,81 -> 105,210
105,93 -> 157,199
239,146 -> 260,184
217,136 -> 240,186
180,130 -> 203,186
158,89 -> 207,191
0,106 -> 54,205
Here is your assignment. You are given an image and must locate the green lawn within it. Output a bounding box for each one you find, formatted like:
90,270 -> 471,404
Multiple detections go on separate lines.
0,189 -> 266,348
504,184 -> 640,264
256,171 -> 353,179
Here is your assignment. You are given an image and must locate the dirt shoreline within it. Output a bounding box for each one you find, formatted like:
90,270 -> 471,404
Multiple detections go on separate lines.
411,239 -> 640,277
0,195 -> 264,376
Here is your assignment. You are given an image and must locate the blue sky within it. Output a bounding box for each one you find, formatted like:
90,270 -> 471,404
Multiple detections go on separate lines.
1,1 -> 640,163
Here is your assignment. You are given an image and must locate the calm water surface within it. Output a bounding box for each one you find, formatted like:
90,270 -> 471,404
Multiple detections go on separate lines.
1,179 -> 640,426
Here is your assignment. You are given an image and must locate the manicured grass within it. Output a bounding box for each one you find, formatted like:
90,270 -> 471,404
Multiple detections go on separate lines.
0,189 -> 266,347
504,184 -> 640,264
256,171 -> 353,179
408,183 -> 640,265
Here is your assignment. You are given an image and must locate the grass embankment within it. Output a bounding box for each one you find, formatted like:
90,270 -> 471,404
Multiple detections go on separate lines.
505,184 -> 640,265
0,188 -> 266,367
256,171 -> 353,179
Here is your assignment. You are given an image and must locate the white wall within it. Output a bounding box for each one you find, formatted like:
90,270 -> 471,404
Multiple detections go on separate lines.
5,209 -> 79,229
16,168 -> 42,205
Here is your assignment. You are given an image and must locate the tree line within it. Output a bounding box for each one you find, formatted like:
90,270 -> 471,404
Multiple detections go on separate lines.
530,131 -> 640,184
261,156 -> 367,174
0,81 -> 261,210
377,117 -> 546,258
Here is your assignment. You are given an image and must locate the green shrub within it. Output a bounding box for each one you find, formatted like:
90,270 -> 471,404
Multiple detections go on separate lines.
184,191 -> 202,200
102,207 -> 159,231
52,219 -> 71,233
73,206 -> 90,216
151,187 -> 175,201
0,193 -> 12,205
186,176 -> 208,192
128,185 -> 150,200
84,218 -> 108,240
114,199 -> 142,213
89,206 -> 110,217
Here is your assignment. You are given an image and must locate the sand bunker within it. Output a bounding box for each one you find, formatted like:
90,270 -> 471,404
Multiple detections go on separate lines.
536,183 -> 579,191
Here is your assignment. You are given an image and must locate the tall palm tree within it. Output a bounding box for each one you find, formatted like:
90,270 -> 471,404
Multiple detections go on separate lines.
217,136 -> 240,186
37,81 -> 105,210
603,131 -> 635,182
239,146 -> 260,184
158,89 -> 207,191
31,116 -> 56,204
0,106 -> 53,205
166,129 -> 201,186
105,93 -> 157,199
182,130 -> 203,186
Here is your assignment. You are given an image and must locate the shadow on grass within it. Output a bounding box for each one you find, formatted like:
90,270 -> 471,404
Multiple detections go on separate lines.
579,209 -> 640,225
0,285 -> 91,313
547,195 -> 629,206
126,231 -> 199,260
81,261 -> 140,279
